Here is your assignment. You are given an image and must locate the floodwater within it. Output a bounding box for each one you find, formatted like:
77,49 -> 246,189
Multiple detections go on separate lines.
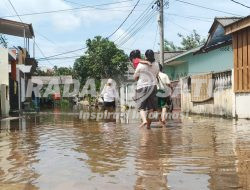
1,110 -> 250,190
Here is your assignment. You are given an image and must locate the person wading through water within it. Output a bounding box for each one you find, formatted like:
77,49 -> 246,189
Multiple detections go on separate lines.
157,63 -> 172,127
133,49 -> 159,129
101,79 -> 118,112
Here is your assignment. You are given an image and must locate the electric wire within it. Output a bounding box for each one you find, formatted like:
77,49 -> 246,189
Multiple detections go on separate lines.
2,0 -> 137,18
107,0 -> 141,39
175,0 -> 242,16
230,0 -> 250,9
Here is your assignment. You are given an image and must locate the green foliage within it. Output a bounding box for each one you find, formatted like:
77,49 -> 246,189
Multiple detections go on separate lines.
164,40 -> 179,51
34,67 -> 54,76
0,34 -> 7,48
34,66 -> 75,77
73,36 -> 128,87
53,66 -> 76,77
164,30 -> 206,51
60,98 -> 70,109
178,30 -> 206,50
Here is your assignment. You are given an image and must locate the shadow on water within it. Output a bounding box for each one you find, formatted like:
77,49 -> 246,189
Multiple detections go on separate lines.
1,109 -> 250,189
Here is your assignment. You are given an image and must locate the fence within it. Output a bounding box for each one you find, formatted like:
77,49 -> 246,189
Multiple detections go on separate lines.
181,70 -> 233,117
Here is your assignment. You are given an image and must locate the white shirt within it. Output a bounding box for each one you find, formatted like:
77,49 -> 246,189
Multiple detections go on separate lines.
134,62 -> 159,89
158,72 -> 170,89
101,85 -> 118,102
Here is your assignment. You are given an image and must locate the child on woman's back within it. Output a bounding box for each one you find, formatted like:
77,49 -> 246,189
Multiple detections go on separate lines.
129,50 -> 152,69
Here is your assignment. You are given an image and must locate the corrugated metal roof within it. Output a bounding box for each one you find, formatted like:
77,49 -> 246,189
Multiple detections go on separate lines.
164,46 -> 202,64
216,17 -> 242,27
0,18 -> 34,38
208,17 -> 242,34
155,51 -> 184,64
225,15 -> 250,34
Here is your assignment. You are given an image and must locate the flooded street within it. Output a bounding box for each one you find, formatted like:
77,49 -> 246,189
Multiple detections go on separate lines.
1,110 -> 250,190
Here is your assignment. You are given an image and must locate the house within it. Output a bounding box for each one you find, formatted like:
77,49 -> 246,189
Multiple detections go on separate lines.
0,18 -> 37,116
0,48 -> 10,117
224,16 -> 250,118
119,64 -> 136,108
164,17 -> 245,117
31,75 -> 74,108
165,17 -> 242,81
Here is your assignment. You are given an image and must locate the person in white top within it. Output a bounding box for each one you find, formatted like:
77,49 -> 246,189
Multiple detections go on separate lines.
133,49 -> 159,129
101,79 -> 118,110
157,64 -> 172,125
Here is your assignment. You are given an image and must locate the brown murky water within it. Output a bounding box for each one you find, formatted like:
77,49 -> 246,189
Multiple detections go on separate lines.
1,110 -> 250,190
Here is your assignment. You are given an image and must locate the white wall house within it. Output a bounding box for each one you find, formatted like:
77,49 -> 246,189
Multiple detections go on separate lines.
0,48 -> 10,117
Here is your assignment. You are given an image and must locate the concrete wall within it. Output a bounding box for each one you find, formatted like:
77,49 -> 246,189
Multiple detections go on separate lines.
120,83 -> 136,108
0,48 -> 9,85
235,93 -> 250,119
0,84 -> 10,117
181,70 -> 234,118
0,48 -> 9,117
182,88 -> 234,117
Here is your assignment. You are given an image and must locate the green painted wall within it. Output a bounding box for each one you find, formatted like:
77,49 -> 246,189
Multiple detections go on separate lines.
189,45 -> 233,75
163,66 -> 174,79
164,45 -> 233,81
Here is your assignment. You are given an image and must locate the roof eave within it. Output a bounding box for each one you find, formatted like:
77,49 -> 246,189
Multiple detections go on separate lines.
0,18 -> 34,38
225,15 -> 250,35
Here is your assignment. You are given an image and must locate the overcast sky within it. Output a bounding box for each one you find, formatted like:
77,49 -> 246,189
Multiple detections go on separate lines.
0,0 -> 249,68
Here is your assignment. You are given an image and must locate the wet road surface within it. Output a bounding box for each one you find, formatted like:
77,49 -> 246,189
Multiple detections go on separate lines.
1,110 -> 250,190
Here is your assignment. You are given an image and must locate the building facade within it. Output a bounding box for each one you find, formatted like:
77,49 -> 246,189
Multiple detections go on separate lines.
164,17 -> 245,117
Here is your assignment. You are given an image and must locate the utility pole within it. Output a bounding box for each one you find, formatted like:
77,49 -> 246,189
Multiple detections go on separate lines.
158,0 -> 164,66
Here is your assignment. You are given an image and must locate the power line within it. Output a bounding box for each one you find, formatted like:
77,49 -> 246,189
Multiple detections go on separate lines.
175,0 -> 242,17
38,0 -> 157,61
166,13 -> 213,22
63,0 -> 142,11
230,0 -> 250,9
117,11 -> 156,46
36,32 -> 82,57
129,15 -> 155,47
7,0 -> 55,67
37,47 -> 86,60
38,55 -> 81,61
118,11 -> 157,47
107,0 -> 141,39
38,0 -> 155,60
7,0 -> 23,22
1,0 -> 137,18
167,19 -> 193,33
114,0 -> 156,43
118,9 -> 158,47
115,0 -> 169,47
35,42 -> 55,66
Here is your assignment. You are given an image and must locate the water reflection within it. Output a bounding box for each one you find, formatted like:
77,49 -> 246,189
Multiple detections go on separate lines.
1,111 -> 250,189
73,121 -> 129,174
0,116 -> 40,190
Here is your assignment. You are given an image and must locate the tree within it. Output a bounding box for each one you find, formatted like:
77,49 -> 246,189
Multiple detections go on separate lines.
164,30 -> 206,51
53,66 -> 75,77
178,30 -> 206,50
73,36 -> 128,87
164,40 -> 179,51
0,34 -> 7,48
34,67 -> 54,76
